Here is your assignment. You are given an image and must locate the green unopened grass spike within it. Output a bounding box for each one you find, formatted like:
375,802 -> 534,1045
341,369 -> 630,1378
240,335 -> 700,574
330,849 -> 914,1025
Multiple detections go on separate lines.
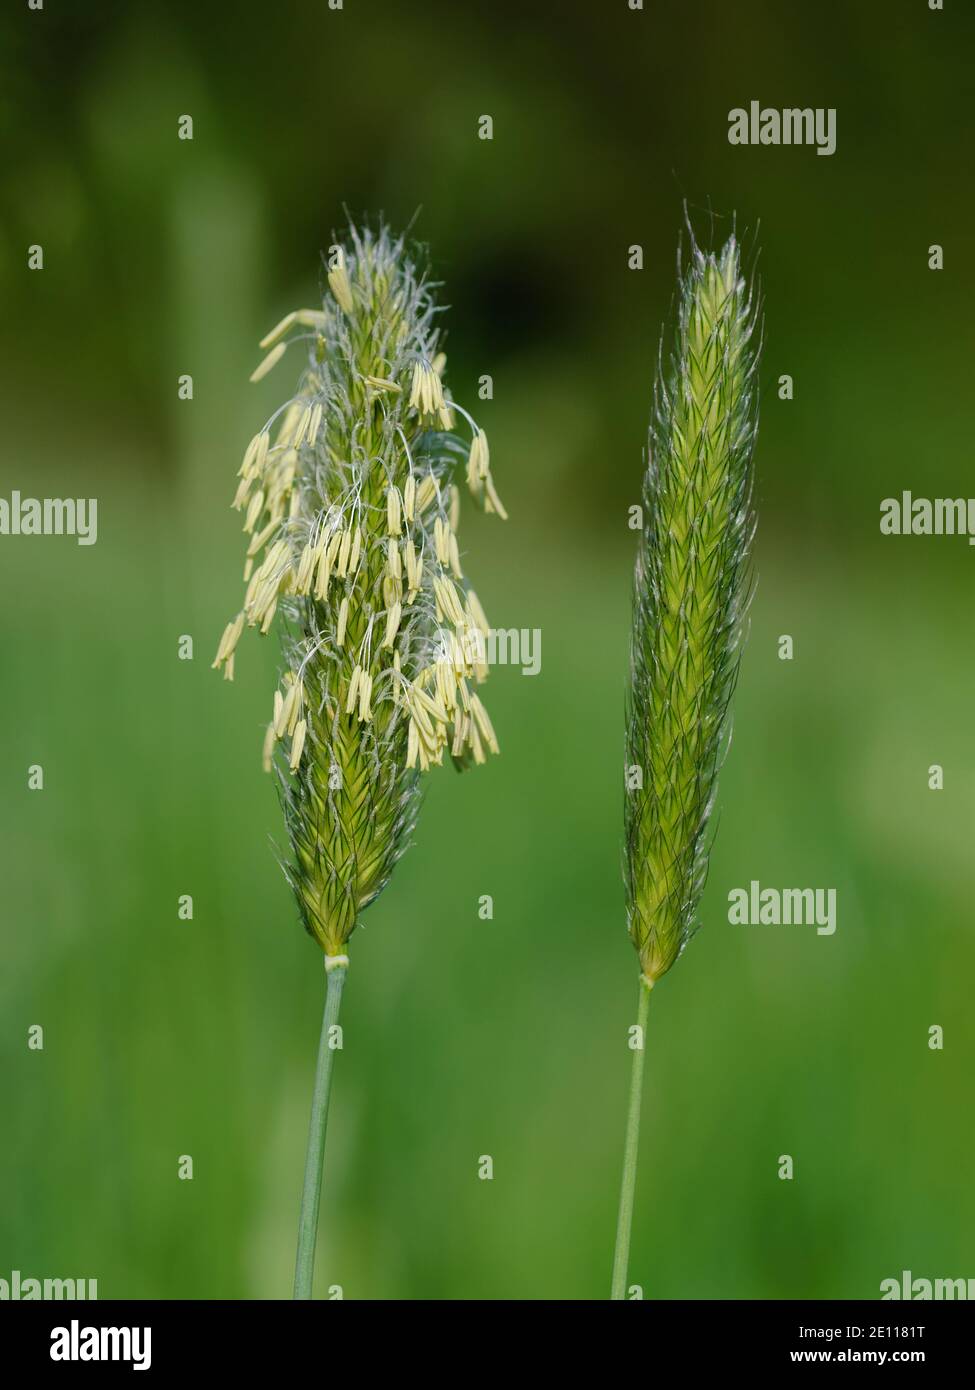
613,221 -> 762,1299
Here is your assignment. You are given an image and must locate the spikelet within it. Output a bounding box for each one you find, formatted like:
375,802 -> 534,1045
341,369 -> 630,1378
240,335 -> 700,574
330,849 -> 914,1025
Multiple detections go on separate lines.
625,228 -> 761,985
214,223 -> 507,958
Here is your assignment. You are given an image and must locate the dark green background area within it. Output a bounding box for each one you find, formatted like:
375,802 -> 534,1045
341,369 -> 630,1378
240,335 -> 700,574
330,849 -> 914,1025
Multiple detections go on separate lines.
1,1 -> 972,1299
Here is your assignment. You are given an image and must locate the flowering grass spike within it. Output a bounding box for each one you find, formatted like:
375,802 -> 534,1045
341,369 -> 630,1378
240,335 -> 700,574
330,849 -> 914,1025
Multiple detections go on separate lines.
612,225 -> 761,1299
214,222 -> 506,1297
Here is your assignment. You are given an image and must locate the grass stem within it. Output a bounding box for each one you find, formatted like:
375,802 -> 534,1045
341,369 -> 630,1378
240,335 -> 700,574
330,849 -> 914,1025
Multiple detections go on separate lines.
293,960 -> 347,1300
610,977 -> 652,1300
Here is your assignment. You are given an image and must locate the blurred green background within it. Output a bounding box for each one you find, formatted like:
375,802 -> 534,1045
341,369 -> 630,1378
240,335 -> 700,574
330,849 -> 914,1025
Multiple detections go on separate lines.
2,0 -> 973,1299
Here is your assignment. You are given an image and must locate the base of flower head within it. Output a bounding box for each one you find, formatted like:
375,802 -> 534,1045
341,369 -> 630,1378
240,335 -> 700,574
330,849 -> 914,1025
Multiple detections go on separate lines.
324,953 -> 350,972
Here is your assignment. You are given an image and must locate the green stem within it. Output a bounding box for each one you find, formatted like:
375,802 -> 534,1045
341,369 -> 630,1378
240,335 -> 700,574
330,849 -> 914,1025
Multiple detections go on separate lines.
610,976 -> 652,1300
293,959 -> 347,1300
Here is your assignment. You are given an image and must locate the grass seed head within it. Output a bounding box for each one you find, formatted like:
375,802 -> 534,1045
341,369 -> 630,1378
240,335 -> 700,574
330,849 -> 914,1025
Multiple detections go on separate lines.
215,222 -> 507,957
625,225 -> 761,985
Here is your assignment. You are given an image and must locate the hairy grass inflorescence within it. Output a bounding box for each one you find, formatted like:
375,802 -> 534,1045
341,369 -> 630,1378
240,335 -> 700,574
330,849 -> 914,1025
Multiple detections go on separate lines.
214,223 -> 506,959
612,224 -> 761,1299
213,221 -> 506,1297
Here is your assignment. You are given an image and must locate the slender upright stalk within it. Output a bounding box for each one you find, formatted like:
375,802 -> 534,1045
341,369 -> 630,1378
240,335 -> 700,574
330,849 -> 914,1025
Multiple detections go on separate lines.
293,958 -> 347,1300
610,978 -> 652,1300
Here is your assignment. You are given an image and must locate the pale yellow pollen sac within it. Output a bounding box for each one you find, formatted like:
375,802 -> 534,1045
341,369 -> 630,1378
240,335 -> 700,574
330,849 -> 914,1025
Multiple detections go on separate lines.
274,686 -> 291,739
448,531 -> 463,580
434,518 -> 450,566
276,404 -> 302,448
250,342 -> 287,383
402,537 -> 416,586
470,721 -> 486,765
212,612 -> 245,669
407,709 -> 441,771
403,539 -> 421,601
325,529 -> 342,575
386,486 -> 402,537
469,428 -> 490,481
289,718 -> 307,771
409,360 -> 448,419
415,474 -> 438,514
260,597 -> 279,634
249,556 -> 288,621
387,539 -> 402,582
244,563 -> 270,611
383,600 -> 402,648
466,589 -> 490,637
244,489 -> 266,534
405,690 -> 436,744
363,374 -> 402,395
412,683 -> 449,726
436,660 -> 457,714
470,692 -> 500,754
307,402 -> 323,445
328,253 -> 355,315
403,474 -> 416,522
262,538 -> 292,577
238,430 -> 269,483
438,402 -> 454,431
435,576 -> 466,626
383,574 -> 403,608
337,529 -> 352,578
314,540 -> 332,600
463,625 -> 487,678
336,596 -> 349,646
451,711 -> 468,758
238,433 -> 260,479
349,525 -> 363,574
255,430 -> 270,473
345,666 -> 362,716
483,474 -> 509,521
448,483 -> 461,532
246,518 -> 277,559
432,351 -> 447,377
222,653 -> 235,682
286,680 -> 305,737
244,578 -> 270,625
451,631 -> 472,677
259,308 -> 326,351
232,476 -> 252,510
293,405 -> 313,450
357,671 -> 373,723
295,544 -> 316,596
261,721 -> 277,774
